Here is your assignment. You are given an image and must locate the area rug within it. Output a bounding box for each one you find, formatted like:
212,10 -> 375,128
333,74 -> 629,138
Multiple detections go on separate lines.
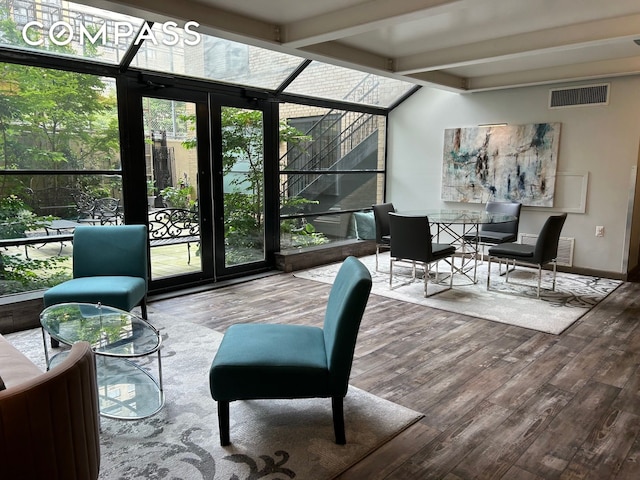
5,311 -> 423,480
294,253 -> 622,335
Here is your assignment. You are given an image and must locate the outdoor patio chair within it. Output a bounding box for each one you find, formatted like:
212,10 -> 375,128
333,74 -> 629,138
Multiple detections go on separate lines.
209,256 -> 372,446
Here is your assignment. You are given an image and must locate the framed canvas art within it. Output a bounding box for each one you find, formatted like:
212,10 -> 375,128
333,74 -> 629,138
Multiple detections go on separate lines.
441,123 -> 561,206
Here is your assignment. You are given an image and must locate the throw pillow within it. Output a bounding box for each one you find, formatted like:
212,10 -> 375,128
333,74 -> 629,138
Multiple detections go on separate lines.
352,211 -> 376,240
0,374 -> 5,391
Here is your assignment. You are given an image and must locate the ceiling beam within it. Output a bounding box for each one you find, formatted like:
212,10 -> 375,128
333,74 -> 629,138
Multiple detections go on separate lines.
395,14 -> 640,74
465,56 -> 640,92
81,0 -> 279,44
280,0 -> 470,48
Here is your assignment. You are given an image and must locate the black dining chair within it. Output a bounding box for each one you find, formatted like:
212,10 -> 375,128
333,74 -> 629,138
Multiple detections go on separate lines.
372,202 -> 395,271
486,213 -> 567,298
388,213 -> 456,297
463,201 -> 522,261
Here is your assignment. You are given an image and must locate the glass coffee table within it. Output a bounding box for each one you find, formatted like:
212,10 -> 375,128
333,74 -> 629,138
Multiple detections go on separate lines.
40,302 -> 164,420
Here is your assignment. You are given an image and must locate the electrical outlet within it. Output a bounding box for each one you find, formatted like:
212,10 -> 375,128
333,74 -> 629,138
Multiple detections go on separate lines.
595,225 -> 605,237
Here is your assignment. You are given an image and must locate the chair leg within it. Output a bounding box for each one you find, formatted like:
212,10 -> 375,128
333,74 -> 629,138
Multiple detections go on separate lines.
552,260 -> 557,291
537,265 -> 542,298
375,246 -> 380,272
218,400 -> 230,446
140,298 -> 148,319
486,256 -> 492,290
332,396 -> 346,445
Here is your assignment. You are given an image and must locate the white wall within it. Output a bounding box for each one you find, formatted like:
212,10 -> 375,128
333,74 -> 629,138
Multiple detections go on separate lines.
387,76 -> 640,275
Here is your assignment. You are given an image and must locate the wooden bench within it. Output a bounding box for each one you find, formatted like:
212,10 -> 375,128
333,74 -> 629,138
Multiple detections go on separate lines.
148,208 -> 200,264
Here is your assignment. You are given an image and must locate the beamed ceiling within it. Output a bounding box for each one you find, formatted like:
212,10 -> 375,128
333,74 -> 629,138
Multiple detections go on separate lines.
88,0 -> 640,93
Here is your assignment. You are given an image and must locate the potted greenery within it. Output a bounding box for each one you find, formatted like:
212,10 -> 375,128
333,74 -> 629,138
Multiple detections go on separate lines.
159,176 -> 195,210
147,179 -> 157,208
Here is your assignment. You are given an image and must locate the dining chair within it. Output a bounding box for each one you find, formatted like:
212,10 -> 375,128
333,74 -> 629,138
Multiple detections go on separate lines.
486,213 -> 567,297
209,256 -> 372,446
388,213 -> 456,297
372,202 -> 395,271
463,201 -> 522,261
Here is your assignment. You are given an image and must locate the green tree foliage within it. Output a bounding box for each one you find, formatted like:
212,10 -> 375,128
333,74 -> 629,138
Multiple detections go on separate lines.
0,14 -> 119,194
0,13 -> 119,293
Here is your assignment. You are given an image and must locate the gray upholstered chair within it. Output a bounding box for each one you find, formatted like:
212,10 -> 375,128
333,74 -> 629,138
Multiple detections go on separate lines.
486,213 -> 567,297
0,341 -> 100,479
43,224 -> 149,346
388,213 -> 456,297
209,256 -> 372,446
372,202 -> 395,271
463,201 -> 522,260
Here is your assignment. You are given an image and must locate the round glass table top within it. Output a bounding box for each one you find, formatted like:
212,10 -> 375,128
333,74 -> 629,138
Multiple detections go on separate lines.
40,302 -> 161,357
399,209 -> 516,224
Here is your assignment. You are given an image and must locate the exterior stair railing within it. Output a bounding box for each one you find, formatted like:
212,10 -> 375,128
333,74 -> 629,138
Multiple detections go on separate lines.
280,74 -> 380,200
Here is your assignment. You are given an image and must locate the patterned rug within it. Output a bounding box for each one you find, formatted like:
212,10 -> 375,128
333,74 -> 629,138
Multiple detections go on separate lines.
294,253 -> 622,335
5,311 -> 423,480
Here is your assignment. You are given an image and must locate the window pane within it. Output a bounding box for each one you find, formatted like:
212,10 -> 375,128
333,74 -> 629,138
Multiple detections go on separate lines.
0,0 -> 144,65
278,103 -> 386,251
221,106 -> 265,266
132,24 -> 307,90
0,59 -> 122,297
142,98 -> 202,280
0,173 -> 123,296
283,61 -> 416,107
0,63 -> 119,171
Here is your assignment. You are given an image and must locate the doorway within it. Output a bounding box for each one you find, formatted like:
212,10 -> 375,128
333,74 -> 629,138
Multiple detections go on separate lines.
124,80 -> 278,292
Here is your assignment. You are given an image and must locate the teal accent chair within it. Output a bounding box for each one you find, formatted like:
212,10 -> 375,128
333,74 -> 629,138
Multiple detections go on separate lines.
43,225 -> 149,346
209,256 -> 372,446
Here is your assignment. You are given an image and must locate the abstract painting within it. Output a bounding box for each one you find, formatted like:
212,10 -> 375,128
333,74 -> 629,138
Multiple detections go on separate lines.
441,123 -> 561,206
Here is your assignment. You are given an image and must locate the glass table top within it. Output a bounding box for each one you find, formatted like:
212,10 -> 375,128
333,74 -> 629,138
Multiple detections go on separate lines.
40,303 -> 161,357
399,209 -> 516,224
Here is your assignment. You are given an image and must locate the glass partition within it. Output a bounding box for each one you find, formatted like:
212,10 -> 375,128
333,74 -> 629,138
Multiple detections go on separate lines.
283,61 -> 416,107
0,0 -> 144,65
132,24 -> 307,90
0,61 -> 122,296
278,103 -> 386,249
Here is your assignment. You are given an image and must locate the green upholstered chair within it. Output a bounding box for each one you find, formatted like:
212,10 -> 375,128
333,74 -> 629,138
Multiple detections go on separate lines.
209,256 -> 372,446
43,225 -> 149,346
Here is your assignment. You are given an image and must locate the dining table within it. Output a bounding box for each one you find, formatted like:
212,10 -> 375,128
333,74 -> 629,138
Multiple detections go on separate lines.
400,209 -> 517,284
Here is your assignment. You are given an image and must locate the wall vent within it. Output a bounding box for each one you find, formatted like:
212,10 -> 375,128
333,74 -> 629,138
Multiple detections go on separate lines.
519,234 -> 575,267
548,83 -> 609,109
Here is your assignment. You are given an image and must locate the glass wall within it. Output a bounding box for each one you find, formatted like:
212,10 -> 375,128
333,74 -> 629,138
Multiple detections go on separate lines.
279,103 -> 386,249
0,0 -> 402,297
0,62 -> 121,296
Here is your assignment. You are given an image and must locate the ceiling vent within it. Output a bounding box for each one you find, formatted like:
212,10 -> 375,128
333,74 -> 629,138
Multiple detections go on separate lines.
548,83 -> 609,109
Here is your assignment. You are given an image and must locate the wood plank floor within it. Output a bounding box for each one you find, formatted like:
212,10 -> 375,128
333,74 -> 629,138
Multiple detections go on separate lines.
149,270 -> 640,479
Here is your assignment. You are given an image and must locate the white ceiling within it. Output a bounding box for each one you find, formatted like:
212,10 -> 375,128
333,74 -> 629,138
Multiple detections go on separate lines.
92,0 -> 640,92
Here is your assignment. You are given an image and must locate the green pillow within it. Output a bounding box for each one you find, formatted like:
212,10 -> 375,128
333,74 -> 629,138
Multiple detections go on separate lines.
352,211 -> 375,240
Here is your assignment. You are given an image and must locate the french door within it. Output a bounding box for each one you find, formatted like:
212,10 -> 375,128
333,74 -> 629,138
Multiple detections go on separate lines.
122,77 -> 277,292
210,97 -> 278,277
